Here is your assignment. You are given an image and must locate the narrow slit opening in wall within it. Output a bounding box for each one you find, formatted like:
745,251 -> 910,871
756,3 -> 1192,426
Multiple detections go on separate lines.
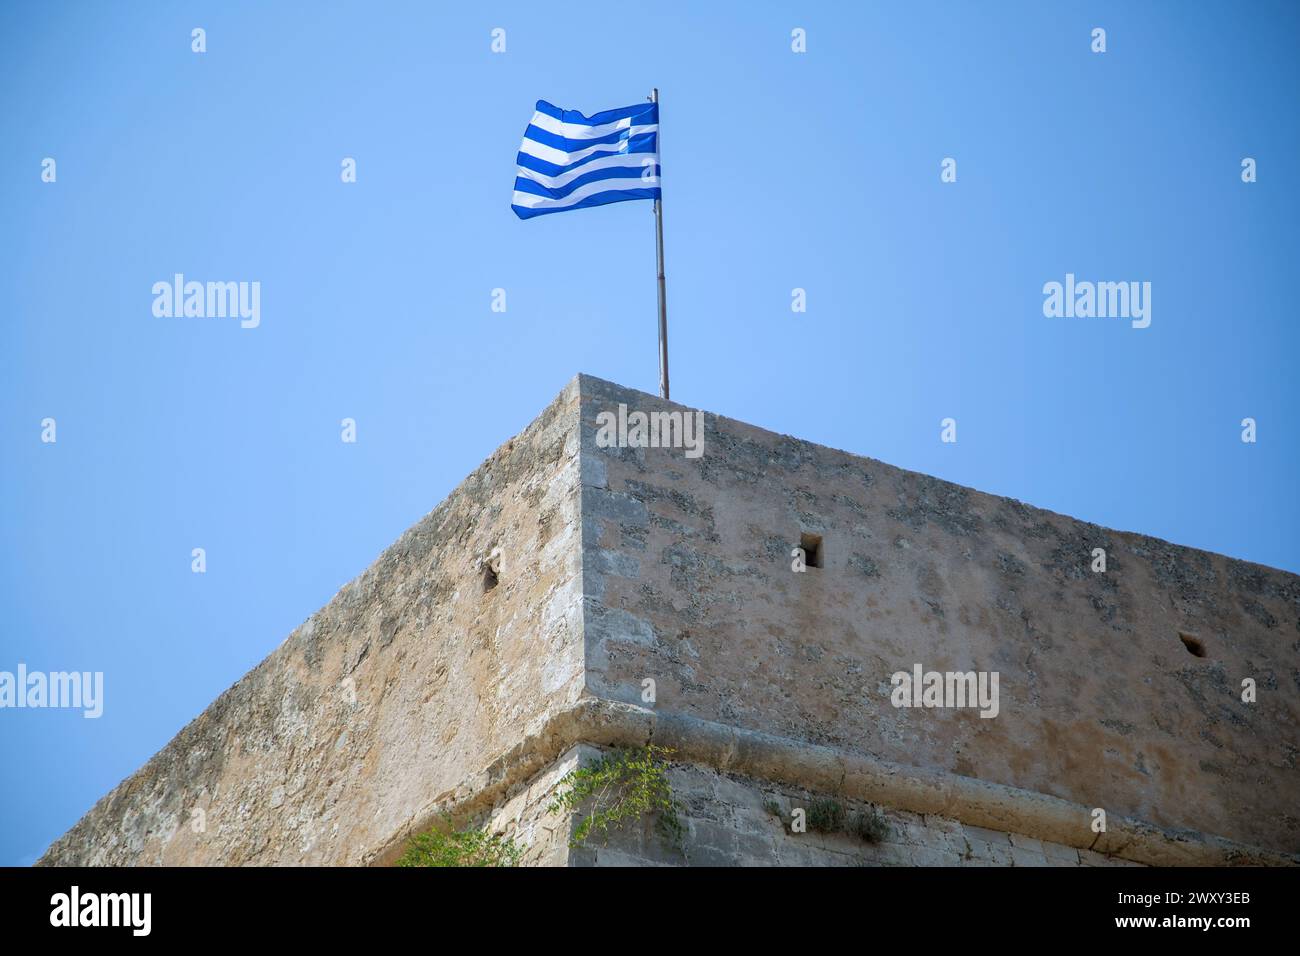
800,532 -> 823,569
482,565 -> 498,593
1178,632 -> 1206,658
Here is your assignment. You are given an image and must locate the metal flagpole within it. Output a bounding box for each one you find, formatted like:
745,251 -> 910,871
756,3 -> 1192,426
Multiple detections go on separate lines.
651,87 -> 669,400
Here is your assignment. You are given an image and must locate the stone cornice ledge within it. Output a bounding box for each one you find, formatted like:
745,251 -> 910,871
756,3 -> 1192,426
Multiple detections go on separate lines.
368,696 -> 1297,867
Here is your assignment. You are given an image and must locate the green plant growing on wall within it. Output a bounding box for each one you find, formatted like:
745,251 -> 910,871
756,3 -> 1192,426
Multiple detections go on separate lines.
776,796 -> 891,845
850,805 -> 891,843
397,815 -> 524,867
548,744 -> 685,852
807,797 -> 846,833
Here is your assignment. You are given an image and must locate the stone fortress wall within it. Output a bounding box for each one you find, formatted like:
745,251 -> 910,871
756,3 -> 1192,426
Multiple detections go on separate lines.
40,375 -> 1300,866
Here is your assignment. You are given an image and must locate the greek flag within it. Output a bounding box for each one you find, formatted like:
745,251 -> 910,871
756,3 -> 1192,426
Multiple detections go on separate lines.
511,99 -> 660,220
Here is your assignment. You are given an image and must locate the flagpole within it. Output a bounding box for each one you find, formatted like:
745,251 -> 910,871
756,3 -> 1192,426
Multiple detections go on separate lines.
651,87 -> 669,400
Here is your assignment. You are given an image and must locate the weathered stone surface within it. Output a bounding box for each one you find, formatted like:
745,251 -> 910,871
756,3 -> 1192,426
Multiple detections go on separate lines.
39,374 -> 1300,866
577,375 -> 1300,856
524,754 -> 1135,868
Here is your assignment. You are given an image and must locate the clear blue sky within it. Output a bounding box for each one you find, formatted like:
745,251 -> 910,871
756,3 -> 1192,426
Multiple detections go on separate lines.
2,1 -> 1297,866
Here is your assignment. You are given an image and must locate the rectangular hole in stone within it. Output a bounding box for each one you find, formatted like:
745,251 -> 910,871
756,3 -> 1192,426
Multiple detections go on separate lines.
800,532 -> 823,569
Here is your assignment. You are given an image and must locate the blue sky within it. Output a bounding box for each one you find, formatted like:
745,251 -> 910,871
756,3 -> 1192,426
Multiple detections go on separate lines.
1,1 -> 1297,865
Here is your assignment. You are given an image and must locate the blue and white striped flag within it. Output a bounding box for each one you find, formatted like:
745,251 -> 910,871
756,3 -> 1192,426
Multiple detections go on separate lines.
511,99 -> 660,220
